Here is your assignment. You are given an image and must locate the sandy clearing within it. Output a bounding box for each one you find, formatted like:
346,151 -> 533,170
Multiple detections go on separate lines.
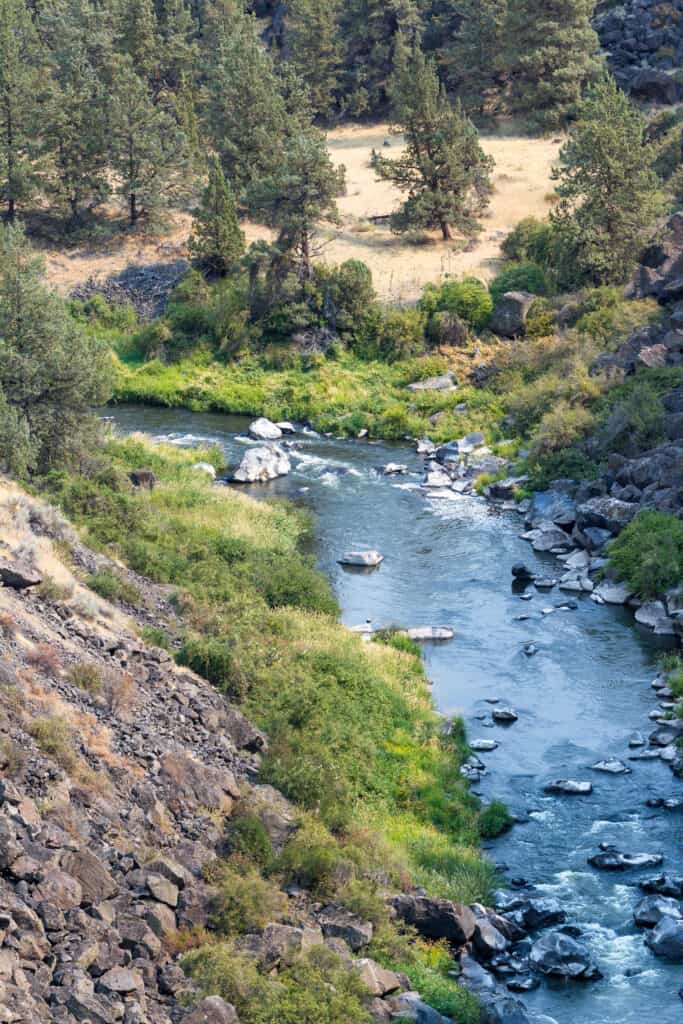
42,124 -> 561,305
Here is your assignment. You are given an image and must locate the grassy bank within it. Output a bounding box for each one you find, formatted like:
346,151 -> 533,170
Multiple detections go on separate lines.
42,436 -> 492,1022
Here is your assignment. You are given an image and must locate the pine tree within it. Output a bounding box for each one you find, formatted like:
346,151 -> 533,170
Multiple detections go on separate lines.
284,0 -> 342,120
436,0 -> 507,117
375,41 -> 493,240
339,0 -> 422,116
552,76 -> 664,285
248,127 -> 344,279
0,223 -> 111,475
504,0 -> 601,129
204,7 -> 289,193
0,0 -> 45,220
109,57 -> 189,224
115,0 -> 161,82
189,157 -> 245,275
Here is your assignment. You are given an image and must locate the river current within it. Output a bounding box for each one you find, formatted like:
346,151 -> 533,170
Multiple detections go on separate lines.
110,405 -> 683,1024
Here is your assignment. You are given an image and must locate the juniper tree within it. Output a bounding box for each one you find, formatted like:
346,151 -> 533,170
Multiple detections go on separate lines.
248,128 -> 344,279
504,0 -> 601,129
109,57 -> 189,224
375,40 -> 493,240
189,157 -> 245,275
284,0 -> 342,120
0,0 -> 45,221
0,223 -> 111,475
552,75 -> 663,285
436,0 -> 507,117
339,0 -> 422,116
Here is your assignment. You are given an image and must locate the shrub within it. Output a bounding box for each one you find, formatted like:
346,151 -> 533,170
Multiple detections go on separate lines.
527,447 -> 600,490
609,510 -> 683,598
501,216 -> 555,264
599,379 -> 665,456
375,308 -> 427,362
68,661 -> 102,695
88,570 -> 142,606
178,636 -> 243,698
226,814 -> 275,870
27,644 -> 62,674
0,613 -> 17,637
182,943 -> 272,1016
373,628 -> 422,659
478,800 -> 514,839
420,278 -> 493,330
37,575 -> 74,602
0,737 -> 27,776
205,859 -> 287,936
100,668 -> 136,716
489,262 -> 550,305
29,716 -> 76,771
528,401 -> 595,459
139,625 -> 171,649
277,818 -> 344,898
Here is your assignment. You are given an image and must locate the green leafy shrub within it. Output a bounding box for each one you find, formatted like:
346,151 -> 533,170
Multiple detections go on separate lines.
277,818 -> 344,898
501,216 -> 556,264
609,510 -> 683,598
374,308 -> 427,362
489,261 -> 550,305
420,278 -> 492,330
204,859 -> 287,935
373,628 -> 422,659
478,801 -> 514,839
227,814 -> 275,870
88,570 -> 141,606
37,575 -> 74,602
29,716 -> 77,771
600,379 -> 665,456
528,401 -> 595,459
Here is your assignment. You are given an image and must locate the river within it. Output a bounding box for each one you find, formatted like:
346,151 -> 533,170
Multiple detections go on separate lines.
110,405 -> 683,1024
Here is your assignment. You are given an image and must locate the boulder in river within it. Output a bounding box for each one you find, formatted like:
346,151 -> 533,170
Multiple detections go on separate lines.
525,489 -> 577,529
635,601 -> 676,634
248,417 -> 283,441
640,875 -> 683,898
192,461 -> 217,478
338,550 -> 384,568
591,758 -> 631,775
529,930 -> 602,981
470,739 -> 498,752
511,563 -> 535,580
575,496 -> 637,535
492,707 -> 518,724
383,463 -> 408,475
593,581 -> 633,605
402,626 -> 454,641
232,446 -> 291,483
544,780 -> 593,796
645,915 -> 683,960
633,895 -> 682,929
588,848 -> 664,871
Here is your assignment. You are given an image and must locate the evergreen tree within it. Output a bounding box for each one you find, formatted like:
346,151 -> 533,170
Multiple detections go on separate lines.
189,157 -> 245,275
204,7 -> 289,193
503,0 -> 601,129
43,57 -> 110,228
375,41 -> 493,240
0,0 -> 45,220
115,0 -> 161,82
248,127 -> 344,279
0,223 -> 111,475
552,76 -> 664,285
284,0 -> 342,120
109,57 -> 189,224
436,0 -> 507,117
339,0 -> 422,116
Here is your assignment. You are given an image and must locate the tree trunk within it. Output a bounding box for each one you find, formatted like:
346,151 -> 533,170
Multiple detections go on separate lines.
130,192 -> 137,225
300,231 -> 312,280
6,108 -> 15,223
440,220 -> 452,241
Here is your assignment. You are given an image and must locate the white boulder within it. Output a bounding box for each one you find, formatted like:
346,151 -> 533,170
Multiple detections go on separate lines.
338,550 -> 384,567
249,417 -> 283,441
233,446 -> 291,483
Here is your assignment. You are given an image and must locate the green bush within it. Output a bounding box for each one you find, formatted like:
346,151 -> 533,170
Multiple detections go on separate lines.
227,814 -> 275,870
205,859 -> 287,935
277,819 -> 344,898
489,262 -> 550,305
501,216 -> 556,264
420,277 -> 493,330
478,801 -> 513,839
184,943 -> 372,1024
178,636 -> 243,698
88,570 -> 141,606
600,379 -> 665,456
609,510 -> 683,598
374,308 -> 427,362
373,628 -> 422,659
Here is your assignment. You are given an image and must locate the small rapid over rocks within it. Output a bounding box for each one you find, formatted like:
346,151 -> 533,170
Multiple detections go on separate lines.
109,405 -> 683,1024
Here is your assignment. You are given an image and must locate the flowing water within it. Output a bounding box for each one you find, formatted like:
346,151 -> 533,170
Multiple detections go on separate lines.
110,406 -> 683,1024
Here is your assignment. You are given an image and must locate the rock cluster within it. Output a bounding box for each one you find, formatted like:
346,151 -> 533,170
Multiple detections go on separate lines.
594,0 -> 683,102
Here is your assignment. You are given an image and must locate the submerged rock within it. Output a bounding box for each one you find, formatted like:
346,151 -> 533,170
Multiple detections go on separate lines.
338,550 -> 384,568
646,916 -> 683,961
633,895 -> 682,929
492,707 -> 518,724
591,758 -> 631,775
544,780 -> 593,796
589,848 -> 664,871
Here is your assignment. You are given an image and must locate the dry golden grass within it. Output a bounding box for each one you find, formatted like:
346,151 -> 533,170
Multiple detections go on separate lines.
40,124 -> 560,306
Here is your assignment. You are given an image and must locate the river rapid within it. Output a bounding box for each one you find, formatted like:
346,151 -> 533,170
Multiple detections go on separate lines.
110,405 -> 683,1024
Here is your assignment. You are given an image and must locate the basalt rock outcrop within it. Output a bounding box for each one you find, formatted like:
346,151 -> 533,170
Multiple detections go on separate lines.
594,0 -> 683,101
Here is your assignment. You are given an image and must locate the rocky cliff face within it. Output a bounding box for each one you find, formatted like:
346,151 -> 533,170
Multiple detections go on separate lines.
0,480 -> 280,1023
595,0 -> 683,102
